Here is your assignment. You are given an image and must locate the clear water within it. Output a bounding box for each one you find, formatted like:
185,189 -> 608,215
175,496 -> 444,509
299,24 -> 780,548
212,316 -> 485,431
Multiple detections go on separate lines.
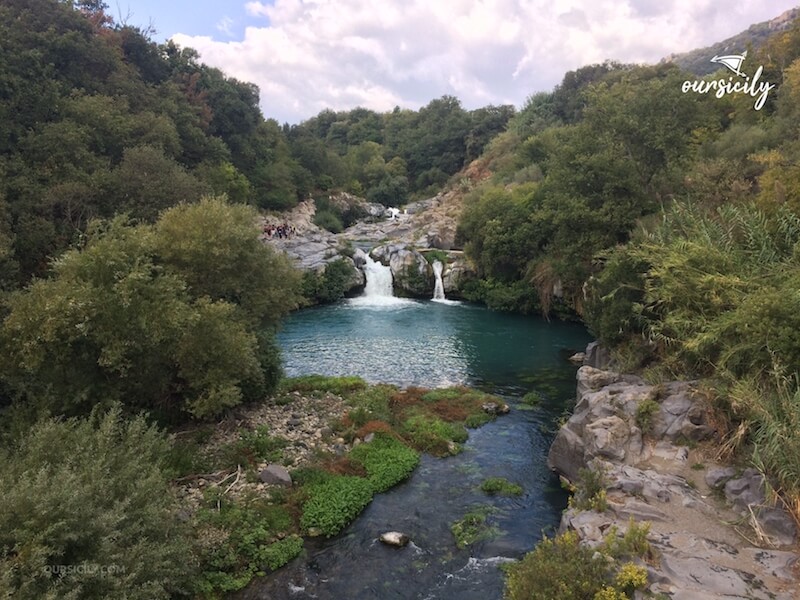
237,300 -> 591,600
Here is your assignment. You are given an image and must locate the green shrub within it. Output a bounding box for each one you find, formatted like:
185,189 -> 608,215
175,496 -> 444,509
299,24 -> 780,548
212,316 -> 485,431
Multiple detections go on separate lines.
504,530 -> 611,600
569,467 -> 608,512
313,208 -> 344,233
0,407 -> 192,600
300,476 -> 374,536
195,493 -> 295,594
504,518 -> 652,600
349,434 -> 420,492
635,398 -> 660,434
263,535 -> 304,571
480,477 -> 524,496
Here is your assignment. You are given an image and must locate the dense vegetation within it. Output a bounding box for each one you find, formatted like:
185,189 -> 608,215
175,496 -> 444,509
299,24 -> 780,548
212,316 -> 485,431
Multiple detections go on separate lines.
5,1 -> 800,598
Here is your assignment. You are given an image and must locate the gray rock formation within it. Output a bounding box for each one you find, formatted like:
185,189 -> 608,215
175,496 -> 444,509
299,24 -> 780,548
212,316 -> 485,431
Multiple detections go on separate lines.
547,352 -> 799,599
371,243 -> 432,297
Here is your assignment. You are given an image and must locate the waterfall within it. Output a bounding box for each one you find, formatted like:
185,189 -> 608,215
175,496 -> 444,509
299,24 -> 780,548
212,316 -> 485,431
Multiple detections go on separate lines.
363,253 -> 394,298
432,260 -> 446,301
350,253 -> 413,307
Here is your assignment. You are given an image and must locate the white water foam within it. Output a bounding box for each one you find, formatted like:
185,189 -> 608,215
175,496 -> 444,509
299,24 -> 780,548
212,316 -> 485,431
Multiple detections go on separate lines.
349,253 -> 416,307
431,260 -> 460,305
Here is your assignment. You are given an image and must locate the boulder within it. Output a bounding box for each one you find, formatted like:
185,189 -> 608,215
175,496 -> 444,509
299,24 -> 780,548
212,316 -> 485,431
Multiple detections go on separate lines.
259,464 -> 292,487
379,531 -> 410,547
371,243 -> 432,297
583,341 -> 613,370
441,255 -> 475,296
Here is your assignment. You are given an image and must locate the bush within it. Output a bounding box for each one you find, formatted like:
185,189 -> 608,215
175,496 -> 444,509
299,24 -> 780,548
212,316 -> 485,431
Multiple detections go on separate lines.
504,531 -> 612,600
195,494 -> 295,594
300,476 -> 374,536
262,535 -> 303,571
0,407 -> 193,600
349,434 -> 420,492
313,208 -> 344,233
569,467 -> 608,512
635,398 -> 660,434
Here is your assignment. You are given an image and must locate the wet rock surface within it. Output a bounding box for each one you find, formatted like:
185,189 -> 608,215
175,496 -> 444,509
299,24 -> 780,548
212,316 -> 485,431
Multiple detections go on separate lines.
549,356 -> 800,599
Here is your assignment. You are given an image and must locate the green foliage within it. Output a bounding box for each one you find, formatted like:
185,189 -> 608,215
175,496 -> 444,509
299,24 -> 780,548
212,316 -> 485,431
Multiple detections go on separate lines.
302,258 -> 357,305
0,407 -> 193,600
465,412 -> 494,428
221,425 -> 287,470
569,467 -> 609,512
194,493 -> 296,595
522,391 -> 544,406
401,413 -> 468,455
480,477 -> 524,496
349,434 -> 420,492
450,506 -> 496,548
281,375 -> 368,396
300,476 -> 374,537
0,199 -> 298,421
635,398 -> 660,434
504,523 -> 651,600
263,535 -> 303,571
313,208 -> 344,233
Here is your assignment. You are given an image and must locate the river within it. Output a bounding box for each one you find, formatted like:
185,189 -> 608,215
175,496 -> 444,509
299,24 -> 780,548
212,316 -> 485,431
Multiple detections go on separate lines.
237,296 -> 591,599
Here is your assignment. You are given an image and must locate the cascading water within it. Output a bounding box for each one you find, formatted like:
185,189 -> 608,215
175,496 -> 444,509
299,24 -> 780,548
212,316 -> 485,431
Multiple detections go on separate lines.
350,253 -> 413,307
363,253 -> 394,298
432,260 -> 446,301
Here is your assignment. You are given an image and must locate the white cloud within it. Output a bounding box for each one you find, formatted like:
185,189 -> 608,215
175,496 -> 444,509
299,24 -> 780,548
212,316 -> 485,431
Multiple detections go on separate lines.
170,0 -> 799,123
216,16 -> 234,37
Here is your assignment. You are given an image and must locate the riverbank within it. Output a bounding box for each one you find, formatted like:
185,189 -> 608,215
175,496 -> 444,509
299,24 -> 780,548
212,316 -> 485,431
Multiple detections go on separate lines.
525,356 -> 800,599
170,376 -> 509,597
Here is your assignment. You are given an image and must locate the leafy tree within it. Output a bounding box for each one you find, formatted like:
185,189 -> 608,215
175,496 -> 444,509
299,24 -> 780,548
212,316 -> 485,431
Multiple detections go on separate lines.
0,198 -> 300,420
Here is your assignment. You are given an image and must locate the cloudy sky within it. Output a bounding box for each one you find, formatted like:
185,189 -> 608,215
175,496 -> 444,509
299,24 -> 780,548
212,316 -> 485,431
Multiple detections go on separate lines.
114,0 -> 798,123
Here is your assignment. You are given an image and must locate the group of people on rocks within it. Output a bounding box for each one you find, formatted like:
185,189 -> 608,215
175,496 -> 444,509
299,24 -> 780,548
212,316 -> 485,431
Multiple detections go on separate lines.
263,223 -> 296,239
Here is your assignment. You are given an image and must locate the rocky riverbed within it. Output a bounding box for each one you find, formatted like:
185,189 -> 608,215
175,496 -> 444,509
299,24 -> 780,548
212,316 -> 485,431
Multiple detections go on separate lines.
549,358 -> 800,599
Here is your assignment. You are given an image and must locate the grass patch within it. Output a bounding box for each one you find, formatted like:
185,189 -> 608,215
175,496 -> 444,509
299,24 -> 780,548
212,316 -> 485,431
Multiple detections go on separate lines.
401,412 -> 468,456
465,412 -> 495,428
480,477 -> 524,496
450,506 -> 496,548
281,375 -> 367,396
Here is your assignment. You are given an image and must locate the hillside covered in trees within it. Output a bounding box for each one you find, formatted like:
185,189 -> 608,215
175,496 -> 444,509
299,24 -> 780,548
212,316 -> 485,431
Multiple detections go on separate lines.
3,0 -> 800,598
0,0 -> 512,289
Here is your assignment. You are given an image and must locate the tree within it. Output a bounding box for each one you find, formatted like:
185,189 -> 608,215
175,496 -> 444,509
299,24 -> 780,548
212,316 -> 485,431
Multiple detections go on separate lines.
0,198 -> 301,420
0,407 -> 193,600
